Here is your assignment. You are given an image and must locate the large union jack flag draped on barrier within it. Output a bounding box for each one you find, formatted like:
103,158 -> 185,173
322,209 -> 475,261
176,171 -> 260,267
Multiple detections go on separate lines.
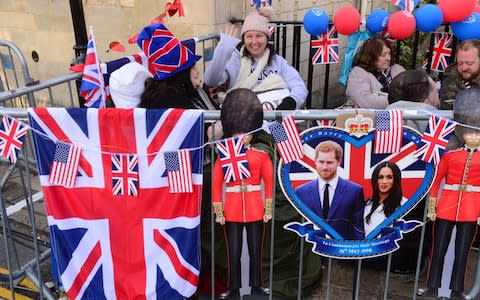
423,33 -> 453,73
311,25 -> 339,64
28,108 -> 204,299
79,27 -> 106,108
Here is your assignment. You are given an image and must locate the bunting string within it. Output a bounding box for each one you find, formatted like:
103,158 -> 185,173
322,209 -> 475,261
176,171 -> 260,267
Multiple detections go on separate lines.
1,108 -> 479,158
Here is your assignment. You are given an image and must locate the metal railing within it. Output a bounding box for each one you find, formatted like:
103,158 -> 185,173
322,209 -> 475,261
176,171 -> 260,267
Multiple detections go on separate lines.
0,34 -> 478,300
4,106 -> 480,300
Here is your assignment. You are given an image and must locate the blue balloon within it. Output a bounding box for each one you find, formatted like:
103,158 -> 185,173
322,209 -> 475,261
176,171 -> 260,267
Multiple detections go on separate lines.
366,9 -> 389,33
303,8 -> 329,36
415,4 -> 443,32
451,12 -> 480,41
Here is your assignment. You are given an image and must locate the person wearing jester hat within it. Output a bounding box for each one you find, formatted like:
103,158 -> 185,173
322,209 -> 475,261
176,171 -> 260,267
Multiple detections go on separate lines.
204,3 -> 307,110
418,88 -> 480,300
212,88 -> 274,299
137,23 -> 219,111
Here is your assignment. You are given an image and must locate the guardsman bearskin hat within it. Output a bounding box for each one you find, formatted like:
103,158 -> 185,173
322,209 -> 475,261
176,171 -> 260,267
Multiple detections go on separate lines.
453,88 -> 480,142
221,88 -> 263,138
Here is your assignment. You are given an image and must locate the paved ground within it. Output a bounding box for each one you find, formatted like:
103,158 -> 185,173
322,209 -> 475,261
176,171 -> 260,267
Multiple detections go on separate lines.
1,161 -> 479,300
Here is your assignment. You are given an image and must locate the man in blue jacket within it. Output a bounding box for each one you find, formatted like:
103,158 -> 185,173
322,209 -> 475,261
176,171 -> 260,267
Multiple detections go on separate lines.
295,140 -> 365,240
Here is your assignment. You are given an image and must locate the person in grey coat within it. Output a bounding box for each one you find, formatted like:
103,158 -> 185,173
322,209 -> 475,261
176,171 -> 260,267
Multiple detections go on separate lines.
345,37 -> 405,109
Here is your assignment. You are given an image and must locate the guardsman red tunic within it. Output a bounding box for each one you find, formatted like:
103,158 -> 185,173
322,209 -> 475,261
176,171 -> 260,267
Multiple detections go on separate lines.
212,148 -> 273,223
430,147 -> 480,222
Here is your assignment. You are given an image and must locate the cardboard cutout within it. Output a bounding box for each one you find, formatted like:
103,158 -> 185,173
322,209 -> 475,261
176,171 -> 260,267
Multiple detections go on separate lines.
212,89 -> 273,299
418,88 -> 480,299
280,126 -> 435,258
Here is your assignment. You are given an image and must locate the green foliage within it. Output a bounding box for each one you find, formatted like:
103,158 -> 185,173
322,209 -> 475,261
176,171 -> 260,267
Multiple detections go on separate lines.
392,31 -> 431,70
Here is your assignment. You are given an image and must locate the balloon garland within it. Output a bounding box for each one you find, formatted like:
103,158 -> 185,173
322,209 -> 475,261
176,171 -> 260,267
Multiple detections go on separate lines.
302,0 -> 478,41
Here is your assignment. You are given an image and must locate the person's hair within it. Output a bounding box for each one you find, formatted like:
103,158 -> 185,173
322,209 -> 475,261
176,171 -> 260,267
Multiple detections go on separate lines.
314,140 -> 343,162
353,37 -> 394,73
388,69 -> 431,104
456,40 -> 480,59
365,161 -> 403,224
139,66 -> 196,108
240,39 -> 276,65
221,88 -> 263,137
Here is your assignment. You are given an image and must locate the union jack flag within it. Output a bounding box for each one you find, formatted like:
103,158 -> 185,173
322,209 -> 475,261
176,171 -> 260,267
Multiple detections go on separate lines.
28,108 -> 204,299
414,115 -> 456,165
79,26 -> 106,108
391,0 -> 418,12
0,115 -> 28,164
49,141 -> 82,188
164,149 -> 193,193
311,25 -> 339,64
111,153 -> 139,196
374,110 -> 403,154
423,33 -> 453,73
250,0 -> 272,8
216,136 -> 251,183
315,119 -> 336,127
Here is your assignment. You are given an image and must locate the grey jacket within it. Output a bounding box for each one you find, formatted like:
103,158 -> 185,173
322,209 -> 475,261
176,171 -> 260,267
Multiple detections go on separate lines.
345,64 -> 405,109
204,33 -> 308,108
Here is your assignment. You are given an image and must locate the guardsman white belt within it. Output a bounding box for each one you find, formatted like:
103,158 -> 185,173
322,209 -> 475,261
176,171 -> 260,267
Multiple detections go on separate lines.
225,184 -> 262,192
443,184 -> 480,192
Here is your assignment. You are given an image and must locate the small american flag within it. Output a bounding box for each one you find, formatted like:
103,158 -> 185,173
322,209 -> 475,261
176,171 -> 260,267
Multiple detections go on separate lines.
49,141 -> 82,188
0,115 -> 28,164
216,136 -> 251,183
414,115 -> 456,165
268,115 -> 303,163
164,150 -> 193,193
79,26 -> 106,108
374,110 -> 403,154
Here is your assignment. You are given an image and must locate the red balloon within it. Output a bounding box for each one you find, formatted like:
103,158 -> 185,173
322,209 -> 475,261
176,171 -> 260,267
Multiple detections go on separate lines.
333,6 -> 361,35
387,11 -> 416,40
474,4 -> 480,14
438,0 -> 476,22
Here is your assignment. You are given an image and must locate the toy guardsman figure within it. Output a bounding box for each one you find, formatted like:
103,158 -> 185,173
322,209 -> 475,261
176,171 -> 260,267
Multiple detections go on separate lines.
418,88 -> 480,300
212,88 -> 273,299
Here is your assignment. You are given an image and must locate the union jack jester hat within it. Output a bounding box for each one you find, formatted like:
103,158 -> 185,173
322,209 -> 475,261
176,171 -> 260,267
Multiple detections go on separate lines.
137,23 -> 201,80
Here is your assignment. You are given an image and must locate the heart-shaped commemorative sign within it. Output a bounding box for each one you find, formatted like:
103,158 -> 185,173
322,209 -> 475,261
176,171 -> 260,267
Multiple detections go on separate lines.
279,126 -> 436,258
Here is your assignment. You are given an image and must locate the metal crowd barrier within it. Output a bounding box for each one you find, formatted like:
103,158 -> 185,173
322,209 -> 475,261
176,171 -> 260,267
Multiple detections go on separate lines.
1,38 -> 478,300
5,105 -> 480,300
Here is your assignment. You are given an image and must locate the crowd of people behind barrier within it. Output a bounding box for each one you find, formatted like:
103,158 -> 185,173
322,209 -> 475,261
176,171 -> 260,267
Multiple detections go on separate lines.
92,3 -> 480,298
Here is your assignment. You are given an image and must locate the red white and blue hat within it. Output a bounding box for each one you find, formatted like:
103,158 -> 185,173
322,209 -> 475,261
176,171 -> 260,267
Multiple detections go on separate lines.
137,23 -> 201,80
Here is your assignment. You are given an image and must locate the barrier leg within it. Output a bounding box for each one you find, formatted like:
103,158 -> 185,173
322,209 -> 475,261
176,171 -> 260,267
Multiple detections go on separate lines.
467,250 -> 480,299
